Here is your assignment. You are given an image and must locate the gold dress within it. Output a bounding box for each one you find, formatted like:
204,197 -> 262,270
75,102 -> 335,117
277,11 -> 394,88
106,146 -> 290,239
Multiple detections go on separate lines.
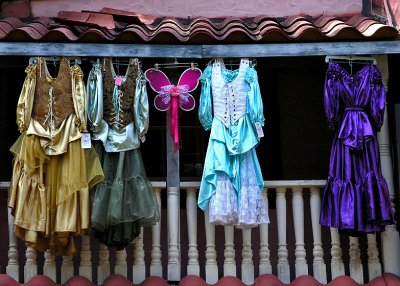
9,57 -> 104,255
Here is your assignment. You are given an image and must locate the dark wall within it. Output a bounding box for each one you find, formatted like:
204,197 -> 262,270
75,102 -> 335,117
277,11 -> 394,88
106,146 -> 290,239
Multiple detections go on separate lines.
0,55 -> 396,282
256,57 -> 332,180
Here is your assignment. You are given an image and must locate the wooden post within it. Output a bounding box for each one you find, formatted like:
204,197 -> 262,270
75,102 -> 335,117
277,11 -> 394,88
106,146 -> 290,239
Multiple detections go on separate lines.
24,247 -> 37,282
367,234 -> 382,280
276,187 -> 290,283
330,228 -> 345,278
79,235 -> 92,281
61,256 -> 73,283
292,187 -> 308,277
150,188 -> 163,277
166,68 -> 181,281
43,250 -> 56,282
241,229 -> 254,284
259,188 -> 272,275
204,210 -> 218,283
349,237 -> 363,284
223,225 -> 236,276
97,244 -> 110,284
376,54 -> 400,276
186,188 -> 200,276
309,187 -> 327,284
114,250 -> 127,277
6,208 -> 19,281
132,229 -> 146,283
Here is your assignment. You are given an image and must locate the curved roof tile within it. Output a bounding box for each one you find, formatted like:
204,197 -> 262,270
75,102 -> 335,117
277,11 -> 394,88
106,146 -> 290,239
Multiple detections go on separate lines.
0,9 -> 397,43
0,274 -> 400,286
42,27 -> 79,42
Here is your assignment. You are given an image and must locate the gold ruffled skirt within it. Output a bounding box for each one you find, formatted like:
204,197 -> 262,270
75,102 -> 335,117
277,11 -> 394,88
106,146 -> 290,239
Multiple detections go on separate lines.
9,133 -> 104,255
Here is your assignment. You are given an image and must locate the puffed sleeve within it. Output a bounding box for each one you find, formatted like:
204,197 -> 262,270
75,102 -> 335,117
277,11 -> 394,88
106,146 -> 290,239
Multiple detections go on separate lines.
16,64 -> 36,132
198,65 -> 213,131
133,68 -> 149,137
324,64 -> 340,130
86,62 -> 103,133
369,66 -> 385,131
71,64 -> 88,132
245,67 -> 265,126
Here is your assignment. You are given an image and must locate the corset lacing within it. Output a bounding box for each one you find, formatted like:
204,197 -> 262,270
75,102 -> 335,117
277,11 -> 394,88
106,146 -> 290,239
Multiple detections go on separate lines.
110,86 -> 124,129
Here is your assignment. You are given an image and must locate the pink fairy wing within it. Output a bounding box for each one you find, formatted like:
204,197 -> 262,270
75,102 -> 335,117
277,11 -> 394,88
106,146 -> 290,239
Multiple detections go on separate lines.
179,93 -> 195,111
177,68 -> 202,92
144,68 -> 171,92
154,93 -> 171,111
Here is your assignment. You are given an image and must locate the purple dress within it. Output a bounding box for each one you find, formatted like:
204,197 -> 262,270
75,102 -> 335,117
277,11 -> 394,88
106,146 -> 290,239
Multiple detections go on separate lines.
320,62 -> 394,234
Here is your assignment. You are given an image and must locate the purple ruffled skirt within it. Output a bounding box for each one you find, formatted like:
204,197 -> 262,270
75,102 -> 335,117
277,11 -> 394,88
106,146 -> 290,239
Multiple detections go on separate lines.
320,135 -> 394,234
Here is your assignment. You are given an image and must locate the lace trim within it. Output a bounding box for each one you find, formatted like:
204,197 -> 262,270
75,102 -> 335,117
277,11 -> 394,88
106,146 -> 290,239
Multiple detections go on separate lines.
208,152 -> 269,227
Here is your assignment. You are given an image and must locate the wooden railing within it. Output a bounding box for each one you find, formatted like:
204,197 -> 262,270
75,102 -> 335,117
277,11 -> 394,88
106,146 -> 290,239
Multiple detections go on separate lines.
0,180 -> 389,284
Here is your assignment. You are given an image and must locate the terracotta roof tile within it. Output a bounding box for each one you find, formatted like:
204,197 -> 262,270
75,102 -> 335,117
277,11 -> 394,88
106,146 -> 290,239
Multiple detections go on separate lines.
55,11 -> 115,29
0,9 -> 397,43
345,15 -> 371,27
0,17 -> 23,29
1,273 -> 400,286
98,7 -> 157,25
280,16 -> 310,28
42,27 -> 79,42
362,23 -> 396,38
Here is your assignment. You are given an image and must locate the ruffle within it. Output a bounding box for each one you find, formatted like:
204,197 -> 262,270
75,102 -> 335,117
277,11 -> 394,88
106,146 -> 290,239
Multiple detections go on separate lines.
91,141 -> 159,249
9,160 -> 46,232
237,184 -> 269,228
370,66 -> 383,85
91,175 -> 159,231
201,149 -> 268,228
320,172 -> 394,234
210,115 -> 260,155
208,174 -> 238,225
9,134 -> 104,255
221,68 -> 240,83
94,222 -> 141,250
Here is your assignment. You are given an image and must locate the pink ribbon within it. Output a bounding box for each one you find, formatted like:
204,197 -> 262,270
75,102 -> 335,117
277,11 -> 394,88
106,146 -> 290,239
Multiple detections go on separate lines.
170,86 -> 180,150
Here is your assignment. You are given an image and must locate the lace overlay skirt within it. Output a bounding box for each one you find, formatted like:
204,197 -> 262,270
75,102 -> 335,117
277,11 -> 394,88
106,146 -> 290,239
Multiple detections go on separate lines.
208,151 -> 269,227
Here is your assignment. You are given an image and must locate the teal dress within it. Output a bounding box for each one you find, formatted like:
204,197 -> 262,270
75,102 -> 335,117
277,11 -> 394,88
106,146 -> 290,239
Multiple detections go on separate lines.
198,59 -> 269,228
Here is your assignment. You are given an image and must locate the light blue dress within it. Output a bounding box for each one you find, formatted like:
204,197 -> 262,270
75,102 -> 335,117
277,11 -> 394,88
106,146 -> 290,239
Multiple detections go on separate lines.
198,59 -> 269,227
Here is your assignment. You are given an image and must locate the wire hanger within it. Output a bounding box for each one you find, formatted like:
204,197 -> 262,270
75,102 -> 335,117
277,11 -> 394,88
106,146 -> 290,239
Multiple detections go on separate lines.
107,57 -> 140,76
325,55 -> 377,65
113,57 -> 135,66
208,58 -> 257,68
29,56 -> 82,65
154,58 -> 198,70
89,58 -> 101,65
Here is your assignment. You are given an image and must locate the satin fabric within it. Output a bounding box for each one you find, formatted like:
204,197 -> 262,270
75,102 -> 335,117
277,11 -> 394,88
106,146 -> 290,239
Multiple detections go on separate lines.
10,133 -> 104,255
87,59 -> 159,249
91,141 -> 159,249
87,61 -> 149,152
9,58 -> 104,255
197,60 -> 268,227
320,62 -> 394,234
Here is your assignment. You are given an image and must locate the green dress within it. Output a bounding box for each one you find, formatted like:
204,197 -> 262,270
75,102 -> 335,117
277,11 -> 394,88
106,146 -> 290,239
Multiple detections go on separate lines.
87,58 -> 159,249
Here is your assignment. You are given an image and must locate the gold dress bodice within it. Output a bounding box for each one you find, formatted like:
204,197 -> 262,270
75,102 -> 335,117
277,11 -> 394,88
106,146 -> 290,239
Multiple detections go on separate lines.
102,58 -> 138,130
31,58 -> 75,130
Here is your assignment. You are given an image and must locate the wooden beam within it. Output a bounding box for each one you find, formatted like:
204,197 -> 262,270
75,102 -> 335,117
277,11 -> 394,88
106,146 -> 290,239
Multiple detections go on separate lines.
201,41 -> 400,58
0,42 -> 202,58
0,41 -> 398,58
